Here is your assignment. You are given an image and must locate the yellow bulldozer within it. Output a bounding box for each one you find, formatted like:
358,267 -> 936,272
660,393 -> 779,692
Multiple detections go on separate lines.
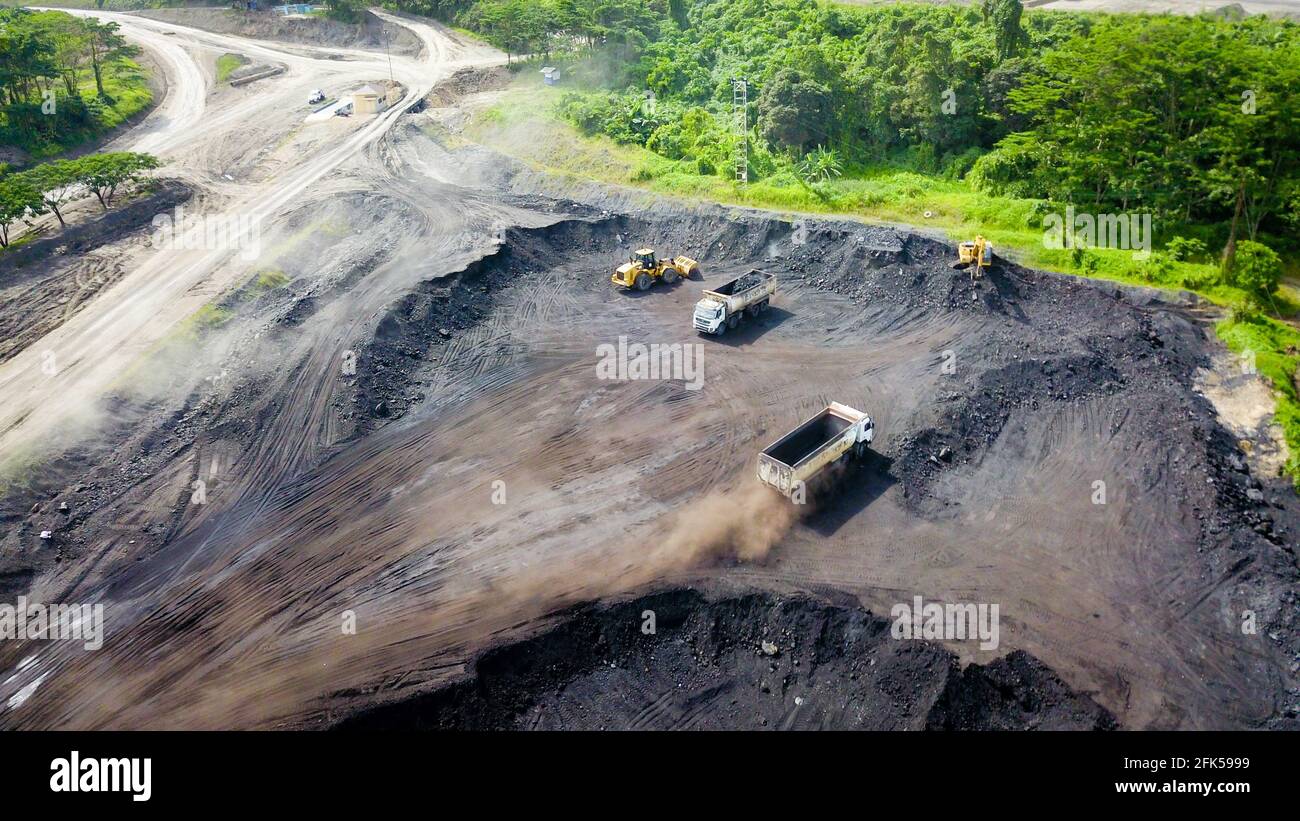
612,248 -> 699,291
953,236 -> 994,281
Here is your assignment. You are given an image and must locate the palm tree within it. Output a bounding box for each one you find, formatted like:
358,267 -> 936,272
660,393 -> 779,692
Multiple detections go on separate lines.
798,146 -> 843,184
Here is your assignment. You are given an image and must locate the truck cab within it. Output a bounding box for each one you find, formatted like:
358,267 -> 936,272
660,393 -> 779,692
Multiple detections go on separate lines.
693,298 -> 726,334
692,270 -> 776,335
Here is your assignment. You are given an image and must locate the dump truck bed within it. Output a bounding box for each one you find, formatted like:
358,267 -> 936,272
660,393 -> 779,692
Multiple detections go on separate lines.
700,270 -> 776,310
694,271 -> 777,334
757,402 -> 874,496
764,411 -> 853,465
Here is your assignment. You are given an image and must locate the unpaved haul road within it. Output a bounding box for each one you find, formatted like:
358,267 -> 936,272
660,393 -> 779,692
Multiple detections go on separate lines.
0,10 -> 497,466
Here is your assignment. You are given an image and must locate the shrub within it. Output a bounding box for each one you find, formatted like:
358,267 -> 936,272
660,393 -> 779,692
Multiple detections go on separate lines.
1179,267 -> 1221,290
1023,199 -> 1055,229
1166,236 -> 1207,262
1137,252 -> 1175,283
1069,247 -> 1098,274
1231,240 -> 1282,303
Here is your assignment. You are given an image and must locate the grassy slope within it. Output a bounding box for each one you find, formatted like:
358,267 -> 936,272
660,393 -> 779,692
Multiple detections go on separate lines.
88,58 -> 153,130
10,57 -> 154,159
468,80 -> 1300,487
216,53 -> 248,84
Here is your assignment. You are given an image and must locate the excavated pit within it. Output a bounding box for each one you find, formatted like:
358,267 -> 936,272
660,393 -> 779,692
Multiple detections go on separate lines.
1,176 -> 1296,729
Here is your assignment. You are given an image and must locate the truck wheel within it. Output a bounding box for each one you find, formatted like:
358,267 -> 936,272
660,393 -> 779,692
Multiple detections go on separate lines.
727,314 -> 739,330
663,269 -> 679,284
715,320 -> 727,336
635,273 -> 651,291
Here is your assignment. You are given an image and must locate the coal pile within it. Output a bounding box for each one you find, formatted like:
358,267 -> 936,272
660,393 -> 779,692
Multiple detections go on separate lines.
335,588 -> 1117,731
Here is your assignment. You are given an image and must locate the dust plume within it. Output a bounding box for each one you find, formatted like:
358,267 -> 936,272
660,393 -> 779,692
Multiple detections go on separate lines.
4,474 -> 808,729
649,481 -> 802,570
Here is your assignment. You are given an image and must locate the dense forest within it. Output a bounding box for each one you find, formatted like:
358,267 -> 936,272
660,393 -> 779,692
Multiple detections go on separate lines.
365,0 -> 1298,275
0,7 -> 150,157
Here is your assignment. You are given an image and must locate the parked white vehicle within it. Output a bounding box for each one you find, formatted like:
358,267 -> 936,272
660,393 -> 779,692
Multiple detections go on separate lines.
308,89 -> 326,105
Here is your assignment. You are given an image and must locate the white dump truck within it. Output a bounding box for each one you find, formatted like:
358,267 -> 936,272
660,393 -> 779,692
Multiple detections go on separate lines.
757,402 -> 875,498
693,270 -> 777,335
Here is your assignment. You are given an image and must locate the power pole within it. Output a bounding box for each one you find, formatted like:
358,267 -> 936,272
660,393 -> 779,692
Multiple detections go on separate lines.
731,78 -> 748,185
385,30 -> 394,85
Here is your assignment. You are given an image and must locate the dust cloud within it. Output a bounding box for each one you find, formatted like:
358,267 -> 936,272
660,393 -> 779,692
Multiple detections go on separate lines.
649,481 -> 801,569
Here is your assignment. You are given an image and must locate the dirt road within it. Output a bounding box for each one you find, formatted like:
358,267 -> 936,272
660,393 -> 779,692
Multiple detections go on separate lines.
0,9 -> 500,468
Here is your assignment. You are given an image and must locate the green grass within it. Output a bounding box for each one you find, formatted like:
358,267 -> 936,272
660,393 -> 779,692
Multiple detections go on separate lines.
247,268 -> 289,295
216,53 -> 248,85
175,303 -> 234,344
468,80 -> 1300,489
90,58 -> 153,129
15,58 -> 155,159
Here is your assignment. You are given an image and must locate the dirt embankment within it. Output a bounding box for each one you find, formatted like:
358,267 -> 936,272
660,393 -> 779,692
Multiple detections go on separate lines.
335,588 -> 1117,730
132,8 -> 423,57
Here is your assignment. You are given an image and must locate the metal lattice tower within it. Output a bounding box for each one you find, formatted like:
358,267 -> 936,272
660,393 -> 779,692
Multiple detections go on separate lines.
731,79 -> 748,185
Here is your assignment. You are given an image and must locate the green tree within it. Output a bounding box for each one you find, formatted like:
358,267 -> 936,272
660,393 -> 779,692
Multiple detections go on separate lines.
84,19 -> 136,100
756,68 -> 832,155
16,158 -> 79,228
981,0 -> 1025,62
75,151 -> 160,210
0,10 -> 59,106
1231,240 -> 1282,304
36,11 -> 91,97
0,173 -> 45,248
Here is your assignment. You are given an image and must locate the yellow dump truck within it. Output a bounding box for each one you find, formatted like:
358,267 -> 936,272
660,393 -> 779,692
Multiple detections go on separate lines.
757,402 -> 875,498
612,248 -> 698,291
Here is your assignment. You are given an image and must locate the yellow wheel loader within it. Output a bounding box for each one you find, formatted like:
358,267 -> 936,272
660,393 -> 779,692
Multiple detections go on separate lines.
953,236 -> 994,281
612,248 -> 699,291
